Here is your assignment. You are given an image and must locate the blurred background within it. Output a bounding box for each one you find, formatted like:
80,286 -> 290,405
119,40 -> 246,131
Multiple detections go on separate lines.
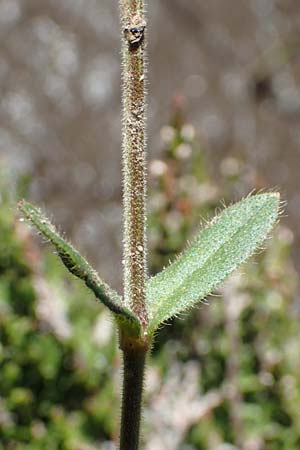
1,0 -> 300,449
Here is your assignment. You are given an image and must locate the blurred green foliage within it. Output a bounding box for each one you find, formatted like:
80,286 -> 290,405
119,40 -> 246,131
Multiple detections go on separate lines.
0,174 -> 118,449
0,103 -> 300,449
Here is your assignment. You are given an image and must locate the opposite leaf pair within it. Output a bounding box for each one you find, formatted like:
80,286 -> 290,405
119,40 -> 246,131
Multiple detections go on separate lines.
18,192 -> 280,339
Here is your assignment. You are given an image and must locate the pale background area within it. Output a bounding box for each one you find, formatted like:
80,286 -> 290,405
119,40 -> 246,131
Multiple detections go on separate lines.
1,0 -> 300,290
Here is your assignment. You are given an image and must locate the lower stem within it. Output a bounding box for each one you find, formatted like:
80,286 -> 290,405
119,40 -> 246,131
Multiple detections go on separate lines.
119,343 -> 147,450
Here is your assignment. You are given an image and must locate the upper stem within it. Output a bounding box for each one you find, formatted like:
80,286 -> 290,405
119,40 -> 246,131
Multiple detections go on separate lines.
120,0 -> 148,328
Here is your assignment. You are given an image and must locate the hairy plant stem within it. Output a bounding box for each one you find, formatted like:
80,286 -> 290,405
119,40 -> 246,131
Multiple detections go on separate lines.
119,337 -> 148,450
120,0 -> 148,328
119,0 -> 149,448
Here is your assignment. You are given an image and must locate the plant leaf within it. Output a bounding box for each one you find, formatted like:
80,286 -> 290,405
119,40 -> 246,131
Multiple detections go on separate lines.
18,200 -> 141,336
146,193 -> 280,334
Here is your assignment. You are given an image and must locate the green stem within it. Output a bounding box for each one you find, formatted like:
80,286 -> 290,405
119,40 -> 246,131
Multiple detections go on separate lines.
119,341 -> 147,450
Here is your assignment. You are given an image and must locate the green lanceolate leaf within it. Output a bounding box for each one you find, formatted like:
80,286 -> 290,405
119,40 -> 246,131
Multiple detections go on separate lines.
146,193 -> 280,334
18,200 -> 141,336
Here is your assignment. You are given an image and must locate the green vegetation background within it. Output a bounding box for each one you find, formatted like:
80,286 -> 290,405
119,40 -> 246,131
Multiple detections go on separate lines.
1,107 -> 299,449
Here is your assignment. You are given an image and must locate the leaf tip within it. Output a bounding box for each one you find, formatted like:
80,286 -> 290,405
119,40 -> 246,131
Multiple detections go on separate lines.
269,191 -> 280,203
17,199 -> 34,217
267,191 -> 282,214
